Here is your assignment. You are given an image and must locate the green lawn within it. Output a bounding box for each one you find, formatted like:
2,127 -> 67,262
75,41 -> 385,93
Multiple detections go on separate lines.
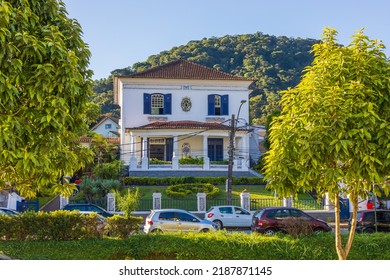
1,232 -> 390,260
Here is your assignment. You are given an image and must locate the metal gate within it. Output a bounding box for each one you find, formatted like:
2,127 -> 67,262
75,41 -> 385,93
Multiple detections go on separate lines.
339,198 -> 350,220
16,201 -> 39,212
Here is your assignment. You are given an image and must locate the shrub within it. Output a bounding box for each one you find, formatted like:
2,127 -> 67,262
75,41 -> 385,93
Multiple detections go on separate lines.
283,218 -> 314,238
0,211 -> 104,241
116,188 -> 140,217
149,158 -> 171,165
105,215 -> 143,238
79,176 -> 121,200
93,160 -> 125,180
165,183 -> 220,198
179,156 -> 204,165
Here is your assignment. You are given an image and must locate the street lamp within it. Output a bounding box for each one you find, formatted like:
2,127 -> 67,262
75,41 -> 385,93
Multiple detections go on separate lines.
227,100 -> 247,205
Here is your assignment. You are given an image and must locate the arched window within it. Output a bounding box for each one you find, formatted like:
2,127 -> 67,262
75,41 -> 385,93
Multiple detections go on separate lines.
208,94 -> 229,115
143,93 -> 172,115
151,94 -> 164,115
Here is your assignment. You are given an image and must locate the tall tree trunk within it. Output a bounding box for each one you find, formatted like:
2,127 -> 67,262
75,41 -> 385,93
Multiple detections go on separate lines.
334,193 -> 359,260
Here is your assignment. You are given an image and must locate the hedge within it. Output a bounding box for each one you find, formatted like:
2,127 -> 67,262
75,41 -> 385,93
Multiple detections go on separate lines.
105,215 -> 143,238
165,183 -> 220,198
123,176 -> 264,186
0,211 -> 143,241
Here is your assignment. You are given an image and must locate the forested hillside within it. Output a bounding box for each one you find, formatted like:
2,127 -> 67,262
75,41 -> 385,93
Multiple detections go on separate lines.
91,32 -> 318,124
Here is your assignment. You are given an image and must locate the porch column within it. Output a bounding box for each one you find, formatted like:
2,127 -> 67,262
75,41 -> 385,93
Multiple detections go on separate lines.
203,134 -> 210,170
172,135 -> 179,170
129,133 -> 137,170
141,136 -> 149,169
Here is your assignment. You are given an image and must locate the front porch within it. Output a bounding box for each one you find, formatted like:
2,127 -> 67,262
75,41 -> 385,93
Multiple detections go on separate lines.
123,121 -> 251,173
129,158 -> 248,171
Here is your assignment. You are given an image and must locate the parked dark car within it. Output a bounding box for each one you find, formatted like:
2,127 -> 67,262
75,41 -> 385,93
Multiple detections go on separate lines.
62,203 -> 114,218
349,210 -> 390,233
251,207 -> 332,235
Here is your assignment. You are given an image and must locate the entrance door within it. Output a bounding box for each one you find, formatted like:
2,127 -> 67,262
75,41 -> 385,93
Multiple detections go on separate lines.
149,144 -> 165,160
208,138 -> 223,161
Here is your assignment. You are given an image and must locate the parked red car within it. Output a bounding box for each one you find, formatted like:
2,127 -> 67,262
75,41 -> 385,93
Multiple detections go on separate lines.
251,207 -> 332,235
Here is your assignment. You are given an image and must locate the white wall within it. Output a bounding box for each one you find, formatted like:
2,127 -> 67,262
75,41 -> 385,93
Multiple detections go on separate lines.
92,119 -> 119,137
119,78 -> 251,128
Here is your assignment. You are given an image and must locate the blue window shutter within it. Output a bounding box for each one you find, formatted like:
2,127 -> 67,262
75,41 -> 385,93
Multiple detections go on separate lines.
208,94 -> 215,115
143,93 -> 151,114
221,95 -> 229,115
164,93 -> 172,114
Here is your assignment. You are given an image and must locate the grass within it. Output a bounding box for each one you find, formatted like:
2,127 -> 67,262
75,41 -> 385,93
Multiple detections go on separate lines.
1,231 -> 390,260
134,184 -> 311,200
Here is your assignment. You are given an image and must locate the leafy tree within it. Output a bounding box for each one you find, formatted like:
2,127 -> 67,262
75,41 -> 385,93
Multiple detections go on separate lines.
0,0 -> 94,197
116,188 -> 140,218
264,28 -> 390,260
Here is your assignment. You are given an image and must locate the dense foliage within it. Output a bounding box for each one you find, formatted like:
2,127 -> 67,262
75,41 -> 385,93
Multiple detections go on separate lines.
263,28 -> 390,260
0,0 -> 94,197
1,232 -> 390,260
91,33 -> 317,124
0,211 -> 104,240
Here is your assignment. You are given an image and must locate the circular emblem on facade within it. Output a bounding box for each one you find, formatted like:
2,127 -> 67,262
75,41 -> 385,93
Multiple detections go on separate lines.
181,97 -> 192,112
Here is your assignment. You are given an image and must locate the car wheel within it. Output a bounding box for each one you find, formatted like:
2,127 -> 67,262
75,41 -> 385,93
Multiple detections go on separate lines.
151,228 -> 162,233
201,228 -> 210,233
213,220 -> 223,230
363,227 -> 375,234
313,228 -> 324,234
264,228 -> 276,235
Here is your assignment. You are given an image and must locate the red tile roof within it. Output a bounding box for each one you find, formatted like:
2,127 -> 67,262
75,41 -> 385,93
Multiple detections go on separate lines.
128,120 -> 247,131
119,60 -> 250,81
77,137 -> 120,144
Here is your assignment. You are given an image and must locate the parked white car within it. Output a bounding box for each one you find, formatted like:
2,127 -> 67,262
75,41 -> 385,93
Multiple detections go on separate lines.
0,207 -> 18,215
205,205 -> 252,229
144,209 -> 218,233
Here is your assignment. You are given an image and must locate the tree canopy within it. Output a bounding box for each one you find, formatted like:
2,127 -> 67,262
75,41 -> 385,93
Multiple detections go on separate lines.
263,28 -> 390,259
0,0 -> 94,197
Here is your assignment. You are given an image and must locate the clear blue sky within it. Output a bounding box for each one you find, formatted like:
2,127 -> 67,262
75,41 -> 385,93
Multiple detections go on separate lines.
62,0 -> 390,80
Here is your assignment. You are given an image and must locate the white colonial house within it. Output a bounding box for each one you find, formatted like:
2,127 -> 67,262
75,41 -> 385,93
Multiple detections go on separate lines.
90,116 -> 120,138
113,60 -> 257,175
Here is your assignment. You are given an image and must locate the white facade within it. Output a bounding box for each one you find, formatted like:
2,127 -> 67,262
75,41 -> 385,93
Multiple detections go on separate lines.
114,61 -> 254,172
91,117 -> 119,138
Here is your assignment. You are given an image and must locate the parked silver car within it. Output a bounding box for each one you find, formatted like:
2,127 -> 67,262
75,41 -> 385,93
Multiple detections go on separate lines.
205,205 -> 253,229
144,209 -> 218,233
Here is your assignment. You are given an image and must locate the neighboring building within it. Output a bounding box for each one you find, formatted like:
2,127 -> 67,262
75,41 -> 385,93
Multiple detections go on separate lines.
113,60 -> 256,175
90,116 -> 120,138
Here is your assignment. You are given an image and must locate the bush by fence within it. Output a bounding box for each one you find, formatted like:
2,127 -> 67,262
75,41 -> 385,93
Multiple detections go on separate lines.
0,211 -> 143,241
123,176 -> 264,186
105,215 -> 143,238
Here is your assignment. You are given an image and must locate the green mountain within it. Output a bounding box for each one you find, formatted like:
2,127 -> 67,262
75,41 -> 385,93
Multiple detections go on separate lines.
91,32 -> 318,124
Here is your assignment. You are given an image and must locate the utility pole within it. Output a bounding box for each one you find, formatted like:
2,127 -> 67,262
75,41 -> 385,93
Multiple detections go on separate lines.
226,100 -> 247,205
227,114 -> 235,205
